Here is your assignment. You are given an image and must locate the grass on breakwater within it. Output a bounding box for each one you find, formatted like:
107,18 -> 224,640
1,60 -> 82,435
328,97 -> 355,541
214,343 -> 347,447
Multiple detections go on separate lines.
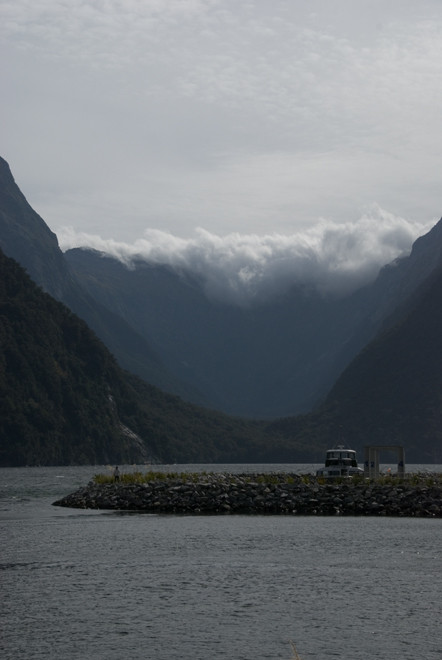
93,470 -> 302,485
93,469 -> 442,487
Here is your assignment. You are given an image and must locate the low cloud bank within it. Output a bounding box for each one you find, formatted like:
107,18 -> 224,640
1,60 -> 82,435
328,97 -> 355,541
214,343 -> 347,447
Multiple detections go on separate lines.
57,206 -> 434,305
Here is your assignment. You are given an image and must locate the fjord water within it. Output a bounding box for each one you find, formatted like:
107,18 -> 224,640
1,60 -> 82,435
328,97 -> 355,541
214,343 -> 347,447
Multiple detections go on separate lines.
1,466 -> 441,660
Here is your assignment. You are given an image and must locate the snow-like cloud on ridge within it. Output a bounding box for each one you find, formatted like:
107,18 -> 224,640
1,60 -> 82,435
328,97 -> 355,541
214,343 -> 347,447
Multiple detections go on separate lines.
58,206 -> 434,305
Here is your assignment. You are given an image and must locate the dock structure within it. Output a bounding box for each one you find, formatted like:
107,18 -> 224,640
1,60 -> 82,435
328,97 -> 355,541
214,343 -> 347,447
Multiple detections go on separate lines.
364,445 -> 405,479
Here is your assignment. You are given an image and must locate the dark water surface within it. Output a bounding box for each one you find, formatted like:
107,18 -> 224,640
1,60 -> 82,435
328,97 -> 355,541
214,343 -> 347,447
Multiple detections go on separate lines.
1,465 -> 441,660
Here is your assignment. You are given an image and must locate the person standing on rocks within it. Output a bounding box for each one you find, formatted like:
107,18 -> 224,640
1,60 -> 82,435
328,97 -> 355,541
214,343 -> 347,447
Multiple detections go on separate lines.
113,466 -> 120,482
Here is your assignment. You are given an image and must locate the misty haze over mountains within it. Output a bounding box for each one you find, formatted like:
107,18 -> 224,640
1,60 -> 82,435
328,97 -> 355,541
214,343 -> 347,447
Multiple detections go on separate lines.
58,208 -> 431,306
63,217 -> 442,418
1,154 -> 442,426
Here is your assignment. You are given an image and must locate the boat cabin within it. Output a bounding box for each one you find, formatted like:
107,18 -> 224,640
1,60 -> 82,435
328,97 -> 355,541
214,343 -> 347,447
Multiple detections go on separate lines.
316,446 -> 363,479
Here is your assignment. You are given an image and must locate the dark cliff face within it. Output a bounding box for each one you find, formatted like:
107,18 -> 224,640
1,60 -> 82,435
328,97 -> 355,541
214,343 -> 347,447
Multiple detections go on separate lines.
0,157 -> 70,299
0,157 -> 184,397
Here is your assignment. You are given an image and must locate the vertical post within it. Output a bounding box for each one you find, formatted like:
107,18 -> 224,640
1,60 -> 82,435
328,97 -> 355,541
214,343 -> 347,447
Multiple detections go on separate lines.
397,447 -> 405,478
374,450 -> 380,479
368,447 -> 378,479
364,446 -> 370,479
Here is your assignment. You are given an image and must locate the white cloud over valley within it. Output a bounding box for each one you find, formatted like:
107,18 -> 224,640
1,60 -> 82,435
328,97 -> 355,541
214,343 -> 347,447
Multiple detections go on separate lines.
58,206 -> 433,304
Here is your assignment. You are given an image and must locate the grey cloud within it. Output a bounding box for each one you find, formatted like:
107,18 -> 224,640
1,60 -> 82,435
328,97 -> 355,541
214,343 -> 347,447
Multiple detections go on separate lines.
2,1 -> 442,244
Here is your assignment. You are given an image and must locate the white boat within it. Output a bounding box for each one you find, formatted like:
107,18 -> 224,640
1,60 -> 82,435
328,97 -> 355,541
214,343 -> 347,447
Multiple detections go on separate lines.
316,445 -> 364,479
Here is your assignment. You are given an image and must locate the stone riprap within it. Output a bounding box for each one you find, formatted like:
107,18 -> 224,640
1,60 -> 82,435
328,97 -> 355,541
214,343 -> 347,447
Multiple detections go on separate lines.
52,473 -> 442,517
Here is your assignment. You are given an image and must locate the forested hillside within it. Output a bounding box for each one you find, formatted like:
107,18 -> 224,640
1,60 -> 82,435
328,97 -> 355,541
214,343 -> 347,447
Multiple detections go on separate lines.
1,249 -> 310,466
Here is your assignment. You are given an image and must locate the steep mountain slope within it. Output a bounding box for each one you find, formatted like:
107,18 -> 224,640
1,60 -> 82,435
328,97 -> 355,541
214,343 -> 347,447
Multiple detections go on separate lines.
313,218 -> 442,399
0,155 -> 69,298
0,156 -> 188,398
323,264 -> 442,461
0,248 -> 297,466
0,248 -> 150,465
269,264 -> 442,462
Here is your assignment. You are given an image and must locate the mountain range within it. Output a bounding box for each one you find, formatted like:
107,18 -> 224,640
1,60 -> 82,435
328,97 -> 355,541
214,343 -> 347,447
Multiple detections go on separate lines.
2,246 -> 310,466
64,227 -> 442,419
1,154 -> 441,463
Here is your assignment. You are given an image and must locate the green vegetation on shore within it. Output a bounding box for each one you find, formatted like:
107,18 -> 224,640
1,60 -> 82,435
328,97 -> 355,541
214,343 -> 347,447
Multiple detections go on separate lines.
93,470 -> 300,485
93,469 -> 442,487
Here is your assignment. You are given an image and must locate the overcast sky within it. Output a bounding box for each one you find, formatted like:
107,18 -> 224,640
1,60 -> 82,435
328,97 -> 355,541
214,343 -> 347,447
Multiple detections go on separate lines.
2,1 -> 441,299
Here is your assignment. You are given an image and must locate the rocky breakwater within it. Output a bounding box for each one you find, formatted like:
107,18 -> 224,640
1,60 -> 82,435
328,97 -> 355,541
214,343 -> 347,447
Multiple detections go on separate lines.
53,473 -> 442,517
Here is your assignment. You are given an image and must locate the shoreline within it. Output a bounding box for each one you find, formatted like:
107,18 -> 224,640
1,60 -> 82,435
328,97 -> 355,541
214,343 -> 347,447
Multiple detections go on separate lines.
53,472 -> 442,517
